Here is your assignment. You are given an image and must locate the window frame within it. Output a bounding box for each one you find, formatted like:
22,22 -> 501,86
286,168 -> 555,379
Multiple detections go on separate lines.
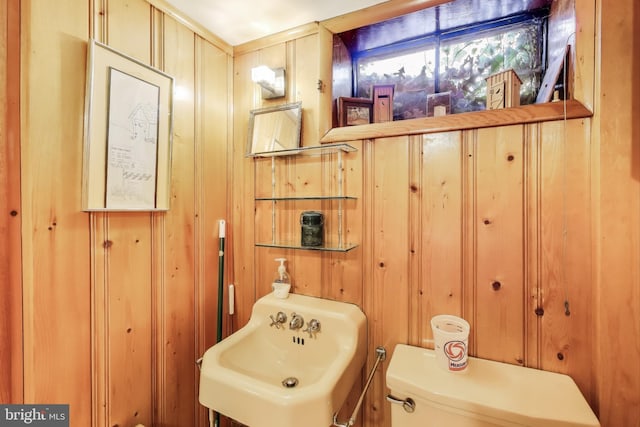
351,10 -> 549,115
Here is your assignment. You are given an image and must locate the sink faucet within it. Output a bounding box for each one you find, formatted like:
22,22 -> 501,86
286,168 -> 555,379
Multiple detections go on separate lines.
303,319 -> 321,338
269,311 -> 287,329
289,313 -> 304,330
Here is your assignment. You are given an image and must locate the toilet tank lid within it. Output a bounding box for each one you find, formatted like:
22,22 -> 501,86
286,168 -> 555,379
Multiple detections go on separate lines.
386,344 -> 600,427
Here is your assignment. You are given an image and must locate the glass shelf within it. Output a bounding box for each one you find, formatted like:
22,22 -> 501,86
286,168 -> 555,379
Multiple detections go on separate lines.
255,241 -> 359,252
255,196 -> 357,201
252,142 -> 358,252
247,142 -> 357,158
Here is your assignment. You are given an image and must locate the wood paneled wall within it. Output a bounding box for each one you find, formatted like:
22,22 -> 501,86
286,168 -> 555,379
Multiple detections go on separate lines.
231,2 -> 636,427
2,1 -> 638,427
5,0 -> 232,426
0,0 -> 22,405
243,119 -> 593,427
595,0 -> 640,424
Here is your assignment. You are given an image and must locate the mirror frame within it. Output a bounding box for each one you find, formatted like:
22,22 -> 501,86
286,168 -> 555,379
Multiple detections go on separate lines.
246,101 -> 302,156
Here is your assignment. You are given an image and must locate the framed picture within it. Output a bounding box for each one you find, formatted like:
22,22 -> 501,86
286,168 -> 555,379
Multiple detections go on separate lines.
536,45 -> 570,104
246,102 -> 302,156
82,39 -> 174,211
338,97 -> 373,127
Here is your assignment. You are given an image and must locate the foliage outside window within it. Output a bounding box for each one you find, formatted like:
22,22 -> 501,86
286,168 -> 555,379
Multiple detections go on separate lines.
355,18 -> 545,119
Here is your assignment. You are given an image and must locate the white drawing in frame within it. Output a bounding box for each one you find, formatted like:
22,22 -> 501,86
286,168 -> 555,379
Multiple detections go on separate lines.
105,67 -> 160,209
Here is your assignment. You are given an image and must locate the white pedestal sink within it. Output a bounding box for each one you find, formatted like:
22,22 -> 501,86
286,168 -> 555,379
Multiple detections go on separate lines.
198,293 -> 367,427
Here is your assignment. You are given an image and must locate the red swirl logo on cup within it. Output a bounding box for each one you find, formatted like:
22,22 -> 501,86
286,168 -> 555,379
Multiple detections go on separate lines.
444,340 -> 467,362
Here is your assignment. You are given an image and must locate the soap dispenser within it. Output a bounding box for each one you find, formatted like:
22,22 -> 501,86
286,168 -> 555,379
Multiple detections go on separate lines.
272,258 -> 291,299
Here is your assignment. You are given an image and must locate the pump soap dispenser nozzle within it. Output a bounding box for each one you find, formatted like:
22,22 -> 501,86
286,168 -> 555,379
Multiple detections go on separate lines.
272,258 -> 291,299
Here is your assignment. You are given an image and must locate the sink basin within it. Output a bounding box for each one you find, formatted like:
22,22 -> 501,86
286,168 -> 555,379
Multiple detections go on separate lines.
198,293 -> 367,427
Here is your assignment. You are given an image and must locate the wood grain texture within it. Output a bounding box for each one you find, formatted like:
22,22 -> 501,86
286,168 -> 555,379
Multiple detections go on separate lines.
231,51 -> 258,329
195,33 -> 233,425
20,0 -> 92,424
595,0 -> 640,424
0,0 -> 22,404
538,119 -> 593,398
321,100 -> 593,143
7,1 -> 640,426
105,214 -> 154,427
524,123 -> 542,368
15,2 -> 233,427
365,136 -> 410,427
93,3 -> 155,427
473,125 -> 525,364
157,15 -> 198,426
416,132 -> 464,347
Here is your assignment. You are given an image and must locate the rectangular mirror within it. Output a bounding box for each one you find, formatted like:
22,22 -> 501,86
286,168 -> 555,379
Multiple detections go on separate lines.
246,102 -> 302,156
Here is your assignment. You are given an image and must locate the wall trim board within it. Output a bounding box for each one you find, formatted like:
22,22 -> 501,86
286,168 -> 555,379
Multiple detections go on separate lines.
321,100 -> 593,144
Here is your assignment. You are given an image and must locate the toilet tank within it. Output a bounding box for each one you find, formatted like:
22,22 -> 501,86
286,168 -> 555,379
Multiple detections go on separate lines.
386,344 -> 600,427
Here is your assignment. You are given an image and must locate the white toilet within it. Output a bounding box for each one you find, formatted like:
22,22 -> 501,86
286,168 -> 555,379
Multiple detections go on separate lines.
386,344 -> 600,427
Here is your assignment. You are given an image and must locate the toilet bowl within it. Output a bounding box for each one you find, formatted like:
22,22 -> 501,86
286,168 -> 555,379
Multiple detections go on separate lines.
386,344 -> 600,427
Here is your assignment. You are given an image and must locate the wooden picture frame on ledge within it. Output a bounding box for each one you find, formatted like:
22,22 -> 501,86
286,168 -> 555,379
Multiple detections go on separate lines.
338,97 -> 373,127
537,45 -> 570,104
82,39 -> 174,211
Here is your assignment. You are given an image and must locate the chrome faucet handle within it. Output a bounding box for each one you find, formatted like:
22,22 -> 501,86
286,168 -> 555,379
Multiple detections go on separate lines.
303,319 -> 321,338
269,311 -> 287,329
289,313 -> 304,330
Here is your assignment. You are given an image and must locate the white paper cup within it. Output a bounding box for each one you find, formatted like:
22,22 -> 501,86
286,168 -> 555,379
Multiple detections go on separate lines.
272,282 -> 291,299
431,314 -> 470,372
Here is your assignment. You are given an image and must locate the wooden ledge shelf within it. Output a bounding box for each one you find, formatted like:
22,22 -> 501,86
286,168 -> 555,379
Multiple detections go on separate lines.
320,100 -> 593,143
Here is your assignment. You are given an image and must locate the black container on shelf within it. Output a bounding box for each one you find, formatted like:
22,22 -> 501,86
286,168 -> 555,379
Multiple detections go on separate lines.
300,211 -> 324,247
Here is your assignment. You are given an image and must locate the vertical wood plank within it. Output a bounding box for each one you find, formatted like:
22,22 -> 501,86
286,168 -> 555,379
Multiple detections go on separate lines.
106,214 -> 154,427
323,141 -> 364,305
408,136 -> 422,347
524,123 -> 541,368
365,136 -> 410,427
231,51 -> 258,328
149,7 -> 165,427
462,129 -> 477,355
317,25 -> 334,138
195,34 -> 232,426
294,34 -> 319,143
92,2 -> 156,426
573,0 -> 596,111
419,132 -> 464,346
0,0 -> 22,404
290,35 -> 324,297
539,119 -> 593,399
322,141 -> 365,427
20,0 -> 91,424
473,125 -> 525,364
158,15 -> 197,427
595,0 -> 640,424
106,0 -> 151,62
291,152 -> 323,297
196,33 -> 235,374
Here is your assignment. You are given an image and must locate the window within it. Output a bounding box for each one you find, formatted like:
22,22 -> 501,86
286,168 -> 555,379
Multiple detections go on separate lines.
353,14 -> 546,119
356,42 -> 437,119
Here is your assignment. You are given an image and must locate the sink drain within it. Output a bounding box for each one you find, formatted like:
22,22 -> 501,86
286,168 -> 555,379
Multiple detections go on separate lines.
282,377 -> 299,388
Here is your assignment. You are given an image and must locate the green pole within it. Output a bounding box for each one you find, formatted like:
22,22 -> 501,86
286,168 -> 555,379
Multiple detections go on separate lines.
215,220 -> 226,427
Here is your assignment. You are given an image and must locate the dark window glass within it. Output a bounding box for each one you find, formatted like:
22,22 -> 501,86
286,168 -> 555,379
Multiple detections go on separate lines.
439,22 -> 542,113
355,17 -> 544,119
